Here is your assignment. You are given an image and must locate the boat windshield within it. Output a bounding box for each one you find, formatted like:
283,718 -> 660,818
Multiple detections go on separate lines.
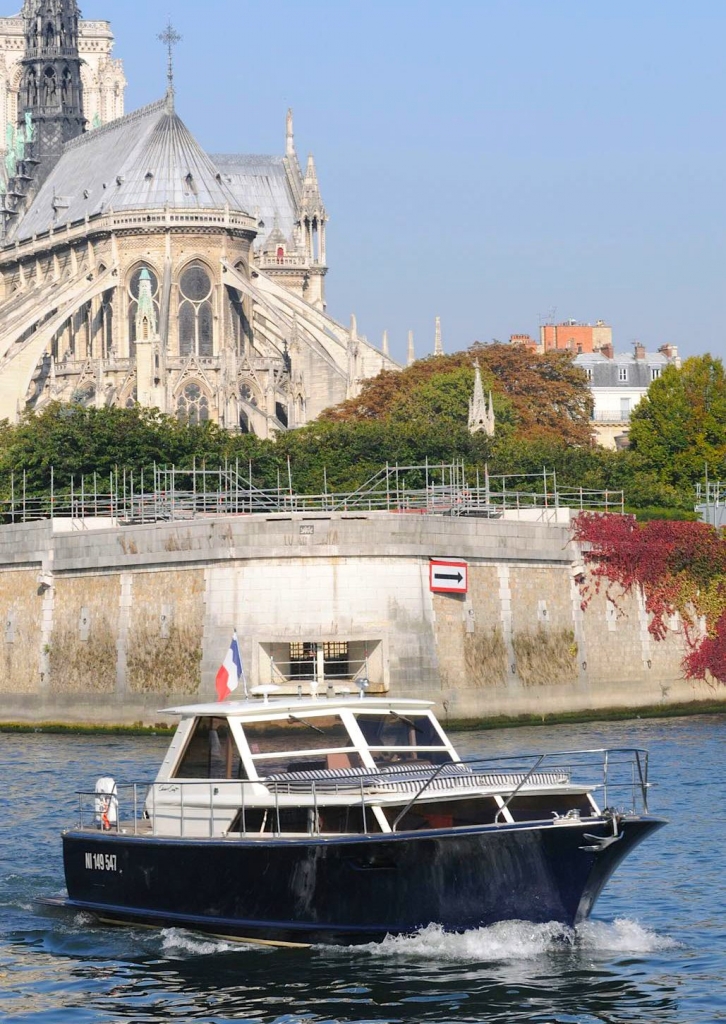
354,712 -> 453,766
243,715 -> 364,776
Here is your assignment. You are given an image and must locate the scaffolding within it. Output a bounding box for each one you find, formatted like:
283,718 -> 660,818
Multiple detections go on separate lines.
0,460 -> 625,524
695,480 -> 726,526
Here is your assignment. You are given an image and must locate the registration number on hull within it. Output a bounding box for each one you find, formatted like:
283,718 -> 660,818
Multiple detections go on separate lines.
85,852 -> 118,872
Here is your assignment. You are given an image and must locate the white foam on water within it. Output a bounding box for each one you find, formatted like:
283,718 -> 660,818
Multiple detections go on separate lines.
361,920 -> 574,961
359,918 -> 679,961
160,927 -> 242,956
577,917 -> 681,953
72,911 -> 96,926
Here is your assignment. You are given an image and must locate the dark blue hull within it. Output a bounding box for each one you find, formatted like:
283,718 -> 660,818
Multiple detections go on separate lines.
61,816 -> 664,945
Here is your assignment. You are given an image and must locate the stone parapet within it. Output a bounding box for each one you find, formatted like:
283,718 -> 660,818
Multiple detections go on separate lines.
0,513 -> 721,725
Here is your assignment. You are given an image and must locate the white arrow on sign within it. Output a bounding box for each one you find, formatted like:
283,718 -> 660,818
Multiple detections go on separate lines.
430,560 -> 468,593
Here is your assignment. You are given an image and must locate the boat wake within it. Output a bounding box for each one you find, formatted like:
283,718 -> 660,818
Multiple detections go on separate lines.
356,918 -> 680,960
160,927 -> 246,957
577,917 -> 680,953
152,919 -> 680,960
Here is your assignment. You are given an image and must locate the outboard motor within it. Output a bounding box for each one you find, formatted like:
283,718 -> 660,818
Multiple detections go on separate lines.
94,776 -> 118,831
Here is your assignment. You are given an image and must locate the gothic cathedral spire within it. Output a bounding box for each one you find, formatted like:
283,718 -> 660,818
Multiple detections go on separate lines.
19,0 -> 86,186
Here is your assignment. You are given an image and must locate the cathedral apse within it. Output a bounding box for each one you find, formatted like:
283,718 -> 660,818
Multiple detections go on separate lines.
0,2 -> 394,435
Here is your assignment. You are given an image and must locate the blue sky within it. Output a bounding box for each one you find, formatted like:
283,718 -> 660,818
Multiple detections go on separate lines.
78,0 -> 726,364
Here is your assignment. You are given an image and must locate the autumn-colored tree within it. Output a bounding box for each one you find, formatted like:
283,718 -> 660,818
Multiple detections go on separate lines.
320,343 -> 593,446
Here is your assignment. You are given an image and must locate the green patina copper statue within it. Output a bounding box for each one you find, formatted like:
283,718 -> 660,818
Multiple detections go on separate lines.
15,127 -> 25,163
24,111 -> 34,144
4,125 -> 16,178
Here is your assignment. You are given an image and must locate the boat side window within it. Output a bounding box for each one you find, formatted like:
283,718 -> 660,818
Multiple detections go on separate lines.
355,713 -> 452,766
172,717 -> 246,779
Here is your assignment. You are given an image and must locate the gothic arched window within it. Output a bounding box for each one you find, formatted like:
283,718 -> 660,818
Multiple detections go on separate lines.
178,263 -> 213,357
240,381 -> 259,408
102,299 -> 113,357
239,382 -> 259,432
61,66 -> 72,105
26,69 -> 37,107
127,265 -> 159,357
43,66 -> 57,106
176,382 -> 210,425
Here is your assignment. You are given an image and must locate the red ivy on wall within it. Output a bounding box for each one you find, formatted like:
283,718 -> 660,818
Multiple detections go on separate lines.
572,513 -> 726,684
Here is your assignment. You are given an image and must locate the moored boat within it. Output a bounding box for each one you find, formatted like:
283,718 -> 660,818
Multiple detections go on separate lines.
51,690 -> 666,946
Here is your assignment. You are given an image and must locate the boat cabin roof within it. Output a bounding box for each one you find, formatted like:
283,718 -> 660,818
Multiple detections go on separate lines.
160,696 -> 437,719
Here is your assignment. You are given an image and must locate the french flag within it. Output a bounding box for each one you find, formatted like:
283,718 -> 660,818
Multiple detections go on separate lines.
215,632 -> 244,701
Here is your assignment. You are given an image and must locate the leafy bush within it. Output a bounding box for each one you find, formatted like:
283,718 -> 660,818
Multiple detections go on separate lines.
573,513 -> 726,683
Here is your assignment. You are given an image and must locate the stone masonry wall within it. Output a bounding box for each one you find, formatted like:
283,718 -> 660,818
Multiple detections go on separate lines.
0,512 -> 721,725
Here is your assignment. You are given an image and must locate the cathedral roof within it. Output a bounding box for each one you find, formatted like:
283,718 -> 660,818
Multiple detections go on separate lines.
15,99 -> 250,242
211,154 -> 299,250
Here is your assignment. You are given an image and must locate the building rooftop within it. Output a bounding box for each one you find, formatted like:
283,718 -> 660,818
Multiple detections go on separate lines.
575,351 -> 670,366
211,154 -> 299,251
15,99 -> 251,242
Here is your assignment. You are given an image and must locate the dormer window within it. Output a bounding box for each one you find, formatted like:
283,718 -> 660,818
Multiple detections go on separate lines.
618,367 -> 628,382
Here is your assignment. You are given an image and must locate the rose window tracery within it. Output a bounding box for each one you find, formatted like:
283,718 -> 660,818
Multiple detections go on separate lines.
240,381 -> 259,407
176,382 -> 209,424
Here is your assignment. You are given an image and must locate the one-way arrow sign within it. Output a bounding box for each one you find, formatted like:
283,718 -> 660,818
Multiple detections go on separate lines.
430,559 -> 468,594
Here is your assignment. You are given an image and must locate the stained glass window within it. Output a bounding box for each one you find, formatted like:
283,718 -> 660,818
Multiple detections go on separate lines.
240,382 -> 258,406
199,302 -> 213,357
180,265 -> 212,302
178,302 -> 195,357
177,382 -> 210,425
177,263 -> 214,356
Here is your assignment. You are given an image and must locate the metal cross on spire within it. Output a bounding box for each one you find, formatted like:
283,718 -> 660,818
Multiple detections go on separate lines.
158,20 -> 182,105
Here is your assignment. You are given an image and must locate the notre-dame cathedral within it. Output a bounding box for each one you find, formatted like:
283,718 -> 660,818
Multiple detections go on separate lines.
0,1 -> 396,434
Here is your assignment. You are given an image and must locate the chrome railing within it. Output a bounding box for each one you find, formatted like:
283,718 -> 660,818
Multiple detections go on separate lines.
73,747 -> 651,839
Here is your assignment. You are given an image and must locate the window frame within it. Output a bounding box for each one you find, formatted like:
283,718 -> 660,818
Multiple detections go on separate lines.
177,260 -> 215,357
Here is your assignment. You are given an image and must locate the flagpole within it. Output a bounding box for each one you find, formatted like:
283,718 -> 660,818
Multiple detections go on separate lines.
235,629 -> 249,698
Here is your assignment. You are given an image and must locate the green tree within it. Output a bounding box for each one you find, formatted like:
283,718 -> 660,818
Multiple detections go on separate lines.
0,403 -> 231,493
628,355 -> 726,489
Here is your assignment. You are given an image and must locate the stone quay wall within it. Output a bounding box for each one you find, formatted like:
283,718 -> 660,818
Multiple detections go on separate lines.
0,512 -> 721,726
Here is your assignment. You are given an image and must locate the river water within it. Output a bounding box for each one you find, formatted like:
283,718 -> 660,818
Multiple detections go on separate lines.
1,714 -> 724,1023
